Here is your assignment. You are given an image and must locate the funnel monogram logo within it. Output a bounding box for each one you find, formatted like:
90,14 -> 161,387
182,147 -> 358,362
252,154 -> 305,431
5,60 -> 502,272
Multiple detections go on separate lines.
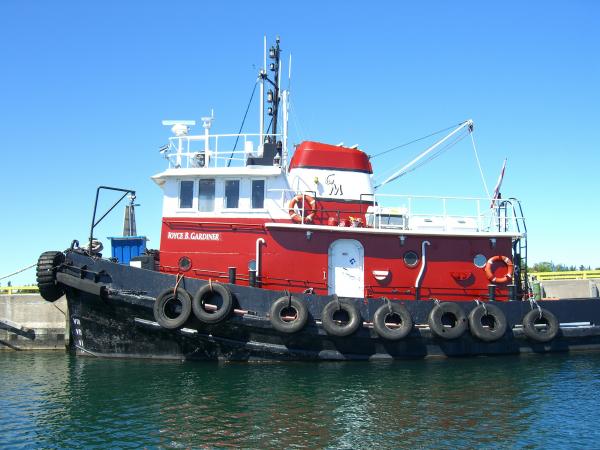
326,174 -> 343,196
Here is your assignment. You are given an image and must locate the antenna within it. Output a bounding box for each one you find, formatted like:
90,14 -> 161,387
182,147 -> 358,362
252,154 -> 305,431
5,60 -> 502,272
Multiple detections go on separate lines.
288,53 -> 292,90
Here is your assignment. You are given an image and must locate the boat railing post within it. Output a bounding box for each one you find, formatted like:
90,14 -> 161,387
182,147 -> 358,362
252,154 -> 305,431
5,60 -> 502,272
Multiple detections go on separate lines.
228,267 -> 237,284
507,284 -> 516,301
488,284 -> 496,302
249,269 -> 257,287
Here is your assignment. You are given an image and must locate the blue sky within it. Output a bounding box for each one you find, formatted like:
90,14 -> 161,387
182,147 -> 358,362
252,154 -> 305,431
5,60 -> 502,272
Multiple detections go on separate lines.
1,1 -> 599,285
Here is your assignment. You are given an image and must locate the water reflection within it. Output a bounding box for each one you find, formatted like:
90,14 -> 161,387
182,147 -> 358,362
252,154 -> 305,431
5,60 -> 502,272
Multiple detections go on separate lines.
1,352 -> 600,448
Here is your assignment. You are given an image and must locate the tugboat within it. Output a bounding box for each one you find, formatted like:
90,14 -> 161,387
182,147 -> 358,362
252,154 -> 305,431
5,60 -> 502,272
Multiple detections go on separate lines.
36,38 -> 600,360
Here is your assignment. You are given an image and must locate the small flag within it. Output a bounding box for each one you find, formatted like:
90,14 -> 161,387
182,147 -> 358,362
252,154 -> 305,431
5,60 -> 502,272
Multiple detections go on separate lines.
490,158 -> 507,208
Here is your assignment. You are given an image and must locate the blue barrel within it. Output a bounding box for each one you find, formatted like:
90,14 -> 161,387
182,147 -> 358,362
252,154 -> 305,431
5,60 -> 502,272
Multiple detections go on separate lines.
108,236 -> 148,264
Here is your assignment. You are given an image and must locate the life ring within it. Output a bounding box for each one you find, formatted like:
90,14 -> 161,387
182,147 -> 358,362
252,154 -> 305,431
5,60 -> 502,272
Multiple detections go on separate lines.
288,194 -> 317,224
484,255 -> 514,284
269,296 -> 309,333
153,288 -> 192,329
372,302 -> 413,340
468,303 -> 507,342
522,308 -> 559,342
428,302 -> 468,339
192,282 -> 233,324
321,298 -> 362,337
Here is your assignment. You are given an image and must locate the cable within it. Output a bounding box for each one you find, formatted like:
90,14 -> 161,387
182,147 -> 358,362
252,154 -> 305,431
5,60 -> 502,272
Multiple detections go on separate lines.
227,80 -> 259,167
0,263 -> 36,281
405,132 -> 469,175
374,131 -> 469,185
470,132 -> 491,199
369,121 -> 467,160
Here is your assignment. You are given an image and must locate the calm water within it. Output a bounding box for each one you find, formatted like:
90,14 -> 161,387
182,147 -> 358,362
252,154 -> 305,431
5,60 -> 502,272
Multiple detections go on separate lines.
1,352 -> 600,449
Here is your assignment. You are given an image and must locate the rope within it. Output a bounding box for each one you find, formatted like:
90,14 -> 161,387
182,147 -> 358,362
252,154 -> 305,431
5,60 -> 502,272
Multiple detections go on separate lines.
52,302 -> 67,318
474,298 -> 487,315
173,273 -> 183,296
227,80 -> 259,167
384,297 -> 392,314
289,101 -> 305,143
0,263 -> 36,281
470,132 -> 492,199
369,121 -> 466,160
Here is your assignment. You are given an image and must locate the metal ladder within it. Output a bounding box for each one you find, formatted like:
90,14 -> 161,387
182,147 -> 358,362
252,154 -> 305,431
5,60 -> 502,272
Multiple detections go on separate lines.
500,198 -> 529,299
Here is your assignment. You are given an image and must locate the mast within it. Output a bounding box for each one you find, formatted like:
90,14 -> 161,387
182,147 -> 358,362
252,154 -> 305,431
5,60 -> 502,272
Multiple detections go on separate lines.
259,36 -> 266,143
269,36 -> 281,138
258,36 -> 284,164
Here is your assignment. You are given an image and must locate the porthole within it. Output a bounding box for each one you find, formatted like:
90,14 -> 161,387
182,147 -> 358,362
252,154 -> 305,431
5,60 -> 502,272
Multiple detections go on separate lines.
403,251 -> 419,268
178,256 -> 192,272
473,254 -> 487,269
248,259 -> 257,271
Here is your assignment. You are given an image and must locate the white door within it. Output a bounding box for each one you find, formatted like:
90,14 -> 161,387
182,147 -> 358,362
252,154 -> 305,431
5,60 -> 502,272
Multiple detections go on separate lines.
328,239 -> 364,298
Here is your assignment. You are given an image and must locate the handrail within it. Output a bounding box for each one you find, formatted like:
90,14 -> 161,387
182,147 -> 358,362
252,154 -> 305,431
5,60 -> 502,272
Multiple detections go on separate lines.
89,186 -> 136,253
370,193 -> 524,233
165,132 -> 283,169
530,270 -> 600,281
270,188 -> 525,233
0,286 -> 40,295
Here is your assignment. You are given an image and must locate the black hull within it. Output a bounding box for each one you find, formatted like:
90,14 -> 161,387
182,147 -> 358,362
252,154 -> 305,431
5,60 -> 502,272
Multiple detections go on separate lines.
59,251 -> 600,361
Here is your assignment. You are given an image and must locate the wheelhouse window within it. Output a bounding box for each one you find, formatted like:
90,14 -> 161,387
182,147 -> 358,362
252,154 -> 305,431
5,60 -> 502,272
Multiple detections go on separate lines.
224,180 -> 240,209
251,179 -> 265,209
198,179 -> 215,212
179,180 -> 194,209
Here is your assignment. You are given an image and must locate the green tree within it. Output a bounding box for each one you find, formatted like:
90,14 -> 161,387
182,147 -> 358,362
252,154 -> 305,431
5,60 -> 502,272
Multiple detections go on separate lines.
532,261 -> 553,272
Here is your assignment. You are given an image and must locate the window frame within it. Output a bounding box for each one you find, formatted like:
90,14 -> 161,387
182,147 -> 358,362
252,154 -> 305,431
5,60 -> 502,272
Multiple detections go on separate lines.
178,180 -> 195,209
224,179 -> 241,209
251,178 -> 266,210
198,178 -> 216,212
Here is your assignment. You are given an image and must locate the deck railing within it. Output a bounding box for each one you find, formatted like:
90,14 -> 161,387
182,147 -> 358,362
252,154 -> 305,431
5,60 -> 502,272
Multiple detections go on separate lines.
0,286 -> 39,295
369,194 -> 525,233
164,133 -> 283,169
276,189 -> 525,233
530,270 -> 600,281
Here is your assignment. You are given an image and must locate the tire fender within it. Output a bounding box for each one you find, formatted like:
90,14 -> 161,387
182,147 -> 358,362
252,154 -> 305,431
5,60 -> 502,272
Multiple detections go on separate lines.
36,251 -> 65,302
269,296 -> 309,333
372,302 -> 413,340
468,303 -> 507,342
192,282 -> 233,324
522,308 -> 559,342
428,302 -> 468,339
153,288 -> 192,330
321,299 -> 362,337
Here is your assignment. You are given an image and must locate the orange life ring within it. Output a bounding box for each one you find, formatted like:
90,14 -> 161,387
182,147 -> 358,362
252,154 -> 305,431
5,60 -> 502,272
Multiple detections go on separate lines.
288,194 -> 317,224
484,255 -> 514,284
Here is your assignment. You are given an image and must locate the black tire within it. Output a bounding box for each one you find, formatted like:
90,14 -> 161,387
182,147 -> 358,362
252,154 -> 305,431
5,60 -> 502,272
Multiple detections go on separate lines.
36,251 -> 65,302
428,302 -> 468,339
269,296 -> 309,333
153,288 -> 192,330
372,302 -> 413,340
192,282 -> 233,324
468,303 -> 507,342
522,308 -> 559,342
321,299 -> 362,337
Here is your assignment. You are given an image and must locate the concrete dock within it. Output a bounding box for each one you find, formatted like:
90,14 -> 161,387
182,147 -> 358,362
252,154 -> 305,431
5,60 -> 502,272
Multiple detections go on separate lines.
537,279 -> 600,299
0,294 -> 68,351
